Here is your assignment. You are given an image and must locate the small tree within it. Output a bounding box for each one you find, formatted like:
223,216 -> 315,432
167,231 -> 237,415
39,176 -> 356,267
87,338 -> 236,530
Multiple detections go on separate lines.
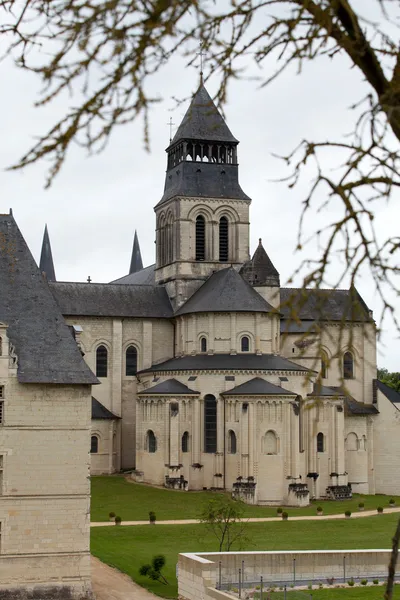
139,555 -> 168,585
199,496 -> 249,552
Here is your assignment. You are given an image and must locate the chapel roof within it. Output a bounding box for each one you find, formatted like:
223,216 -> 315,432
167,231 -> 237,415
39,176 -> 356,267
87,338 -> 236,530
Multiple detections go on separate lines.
137,378 -> 199,395
169,84 -> 238,146
175,267 -> 274,317
49,281 -> 173,318
39,224 -> 56,282
307,383 -> 345,397
111,263 -> 156,285
327,386 -> 379,415
0,213 -> 97,384
139,353 -> 311,374
92,397 -> 119,419
222,377 -> 296,396
280,287 -> 372,323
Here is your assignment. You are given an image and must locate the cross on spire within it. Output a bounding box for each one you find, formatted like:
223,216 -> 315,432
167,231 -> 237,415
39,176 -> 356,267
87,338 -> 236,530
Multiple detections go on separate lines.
166,116 -> 175,143
196,42 -> 206,83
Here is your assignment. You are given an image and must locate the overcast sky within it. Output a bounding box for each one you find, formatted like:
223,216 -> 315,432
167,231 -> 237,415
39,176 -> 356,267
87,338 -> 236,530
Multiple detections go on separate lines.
1,11 -> 399,370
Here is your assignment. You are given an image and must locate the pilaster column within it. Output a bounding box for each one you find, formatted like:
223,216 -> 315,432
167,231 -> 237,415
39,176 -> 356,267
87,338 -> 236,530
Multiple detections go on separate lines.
255,313 -> 261,354
230,313 -> 237,353
248,402 -> 255,477
192,398 -> 201,464
240,401 -> 249,478
208,314 -> 215,353
169,400 -> 180,466
112,318 -> 123,415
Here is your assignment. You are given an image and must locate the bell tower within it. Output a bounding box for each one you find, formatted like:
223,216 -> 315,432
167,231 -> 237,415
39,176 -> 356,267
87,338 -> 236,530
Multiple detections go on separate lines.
154,84 -> 251,309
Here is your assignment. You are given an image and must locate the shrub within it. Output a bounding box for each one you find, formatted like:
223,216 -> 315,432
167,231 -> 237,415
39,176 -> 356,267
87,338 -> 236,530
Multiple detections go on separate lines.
347,579 -> 355,587
326,577 -> 335,585
345,510 -> 351,517
115,515 -> 122,525
308,584 -> 312,591
319,583 -> 323,589
390,498 -> 395,505
373,579 -> 379,585
139,555 -> 168,585
149,511 -> 156,523
255,586 -> 260,590
377,506 -> 384,513
277,507 -> 283,514
109,511 -> 116,518
358,502 -> 364,508
317,506 -> 323,512
361,579 -> 368,586
282,511 -> 288,520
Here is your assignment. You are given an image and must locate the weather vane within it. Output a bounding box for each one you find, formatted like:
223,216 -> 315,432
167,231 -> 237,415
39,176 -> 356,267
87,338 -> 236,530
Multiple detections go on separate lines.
196,41 -> 206,83
167,116 -> 175,143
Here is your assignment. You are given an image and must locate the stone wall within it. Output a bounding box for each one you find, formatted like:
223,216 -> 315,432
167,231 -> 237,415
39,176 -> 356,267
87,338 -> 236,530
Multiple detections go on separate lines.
374,390 -> 400,495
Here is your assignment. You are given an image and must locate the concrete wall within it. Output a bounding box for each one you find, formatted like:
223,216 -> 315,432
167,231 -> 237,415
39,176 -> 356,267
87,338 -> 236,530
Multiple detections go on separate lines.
374,390 -> 400,495
178,550 -> 396,600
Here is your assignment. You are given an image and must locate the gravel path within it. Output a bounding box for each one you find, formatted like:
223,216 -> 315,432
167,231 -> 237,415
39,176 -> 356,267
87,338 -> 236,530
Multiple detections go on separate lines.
91,556 -> 159,600
91,506 -> 400,527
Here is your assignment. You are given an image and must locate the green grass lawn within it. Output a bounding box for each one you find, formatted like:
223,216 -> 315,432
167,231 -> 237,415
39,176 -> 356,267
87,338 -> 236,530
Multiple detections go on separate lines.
252,589 -> 400,600
91,475 -> 400,522
90,513 -> 400,599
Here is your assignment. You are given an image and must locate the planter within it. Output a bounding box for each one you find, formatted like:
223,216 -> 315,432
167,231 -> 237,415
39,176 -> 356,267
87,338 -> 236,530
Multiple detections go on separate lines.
358,507 -> 364,512
115,521 -> 121,526
345,515 -> 351,519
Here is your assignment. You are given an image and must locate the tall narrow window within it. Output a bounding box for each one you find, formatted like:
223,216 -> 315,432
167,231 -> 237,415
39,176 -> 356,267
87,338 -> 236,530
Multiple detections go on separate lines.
182,431 -> 189,453
343,352 -> 354,379
126,346 -> 138,376
195,215 -> 206,261
96,345 -> 108,378
200,337 -> 207,353
204,395 -> 217,453
146,430 -> 157,453
317,432 -> 324,453
0,456 -> 3,495
241,336 -> 250,352
321,352 -> 328,379
90,436 -> 99,454
228,430 -> 237,454
219,216 -> 229,261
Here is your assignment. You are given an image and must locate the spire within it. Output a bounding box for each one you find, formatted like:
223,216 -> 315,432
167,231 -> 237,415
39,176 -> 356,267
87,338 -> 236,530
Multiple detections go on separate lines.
39,224 -> 56,282
170,84 -> 238,147
240,239 -> 280,287
129,230 -> 143,274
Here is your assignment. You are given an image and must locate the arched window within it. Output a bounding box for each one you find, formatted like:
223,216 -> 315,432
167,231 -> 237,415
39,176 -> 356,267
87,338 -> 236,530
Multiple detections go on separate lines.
263,430 -> 278,455
204,394 -> 217,453
321,352 -> 328,379
346,432 -> 358,451
219,216 -> 229,262
90,435 -> 99,454
195,215 -> 206,261
317,432 -> 324,453
228,430 -> 237,454
146,430 -> 157,453
96,345 -> 108,378
343,351 -> 354,379
200,336 -> 207,353
241,336 -> 250,352
126,345 -> 138,376
182,431 -> 189,453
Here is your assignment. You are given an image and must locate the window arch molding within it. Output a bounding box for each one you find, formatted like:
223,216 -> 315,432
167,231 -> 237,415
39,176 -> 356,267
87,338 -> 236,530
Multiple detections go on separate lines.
317,432 -> 325,453
343,350 -> 355,379
125,344 -> 139,377
123,340 -> 141,375
227,429 -> 237,454
181,431 -> 190,453
95,344 -> 109,378
346,432 -> 359,451
238,332 -> 253,353
145,429 -> 157,453
198,333 -> 208,353
90,434 -> 100,454
320,349 -> 330,379
214,205 -> 240,222
263,430 -> 279,455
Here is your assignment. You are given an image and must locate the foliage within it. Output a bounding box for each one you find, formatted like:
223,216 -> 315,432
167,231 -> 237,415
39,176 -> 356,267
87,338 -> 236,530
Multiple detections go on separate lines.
282,511 -> 289,520
374,579 -> 380,585
378,370 -> 400,394
345,511 -> 351,517
139,554 -> 168,585
277,507 -> 283,514
358,503 -> 364,508
109,511 -> 116,518
361,580 -> 368,586
348,579 -> 355,587
149,511 -> 156,523
199,495 -> 249,552
390,499 -> 396,505
1,1 -> 400,327
378,507 -> 384,513
115,515 -> 122,523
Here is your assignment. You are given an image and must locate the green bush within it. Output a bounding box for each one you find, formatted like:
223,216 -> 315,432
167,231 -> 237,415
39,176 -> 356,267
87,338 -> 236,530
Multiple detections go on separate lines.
358,502 -> 364,508
345,510 -> 351,517
317,506 -> 323,512
347,579 -> 355,587
373,579 -> 379,585
109,511 -> 116,518
390,499 -> 395,504
377,506 -> 384,513
277,507 -> 283,514
361,579 -> 368,586
149,511 -> 156,523
139,554 -> 168,584
282,511 -> 288,520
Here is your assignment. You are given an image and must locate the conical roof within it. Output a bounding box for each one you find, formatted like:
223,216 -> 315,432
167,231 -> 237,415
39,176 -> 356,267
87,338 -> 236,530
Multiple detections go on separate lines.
240,239 -> 280,287
129,230 -> 143,274
175,267 -> 273,316
39,224 -> 56,282
170,84 -> 238,146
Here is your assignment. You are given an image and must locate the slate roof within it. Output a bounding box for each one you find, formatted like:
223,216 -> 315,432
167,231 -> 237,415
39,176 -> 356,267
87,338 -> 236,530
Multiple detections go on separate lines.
129,230 -> 143,275
92,397 -> 119,419
137,378 -> 199,395
169,84 -> 238,146
49,282 -> 173,318
327,386 -> 379,415
308,383 -> 344,397
222,377 -> 296,396
158,161 -> 251,206
240,239 -> 280,287
0,213 -> 97,384
39,224 -> 56,282
175,268 -> 274,316
280,288 -> 372,322
111,264 -> 156,285
377,380 -> 400,404
139,353 -> 310,374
